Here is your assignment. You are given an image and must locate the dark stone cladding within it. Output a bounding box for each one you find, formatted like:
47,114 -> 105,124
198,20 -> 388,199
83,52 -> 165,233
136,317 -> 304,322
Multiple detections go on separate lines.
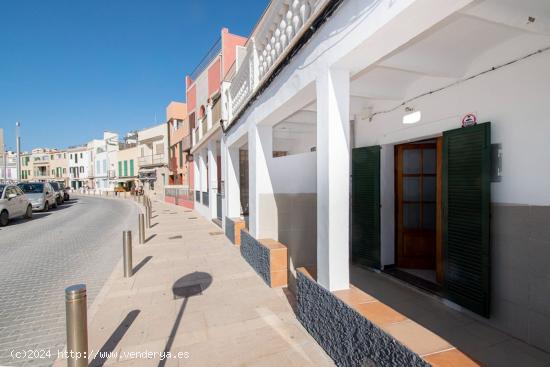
225,217 -> 235,244
240,230 -> 271,286
296,271 -> 430,367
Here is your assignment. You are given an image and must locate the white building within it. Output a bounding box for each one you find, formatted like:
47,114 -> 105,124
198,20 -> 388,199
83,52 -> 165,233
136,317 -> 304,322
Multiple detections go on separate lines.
89,132 -> 119,191
0,151 -> 18,183
219,0 -> 550,364
67,145 -> 92,189
137,123 -> 169,197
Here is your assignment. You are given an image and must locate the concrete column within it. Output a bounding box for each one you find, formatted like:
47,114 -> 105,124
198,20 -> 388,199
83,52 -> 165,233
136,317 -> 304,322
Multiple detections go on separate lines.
221,137 -> 228,227
226,146 -> 241,220
248,124 -> 274,239
193,151 -> 201,202
316,67 -> 350,292
200,149 -> 208,196
208,139 -> 218,219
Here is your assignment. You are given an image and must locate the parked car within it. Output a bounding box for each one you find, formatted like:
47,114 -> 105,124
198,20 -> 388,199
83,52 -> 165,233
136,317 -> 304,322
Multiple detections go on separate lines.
17,182 -> 57,211
0,184 -> 33,226
59,182 -> 70,201
49,181 -> 64,205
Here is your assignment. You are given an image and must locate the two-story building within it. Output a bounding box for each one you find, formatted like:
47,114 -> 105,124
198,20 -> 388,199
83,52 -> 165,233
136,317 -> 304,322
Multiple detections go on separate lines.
89,132 -> 119,191
187,27 -> 247,223
116,133 -> 140,192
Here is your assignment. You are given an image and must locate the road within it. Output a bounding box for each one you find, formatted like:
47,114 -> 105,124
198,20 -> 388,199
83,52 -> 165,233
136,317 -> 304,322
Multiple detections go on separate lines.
0,195 -> 137,366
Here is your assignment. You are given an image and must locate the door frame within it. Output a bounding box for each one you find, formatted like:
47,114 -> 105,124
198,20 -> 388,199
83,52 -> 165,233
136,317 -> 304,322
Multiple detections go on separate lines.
393,136 -> 444,284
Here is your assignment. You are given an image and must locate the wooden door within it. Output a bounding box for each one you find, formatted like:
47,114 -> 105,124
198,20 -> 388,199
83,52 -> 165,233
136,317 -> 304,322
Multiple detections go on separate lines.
396,141 -> 438,269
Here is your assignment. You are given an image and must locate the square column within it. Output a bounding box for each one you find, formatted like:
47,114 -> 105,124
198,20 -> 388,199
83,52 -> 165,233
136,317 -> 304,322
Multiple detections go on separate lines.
193,151 -> 201,203
225,145 -> 241,220
208,139 -> 218,219
200,149 -> 208,198
316,68 -> 350,291
248,124 -> 275,239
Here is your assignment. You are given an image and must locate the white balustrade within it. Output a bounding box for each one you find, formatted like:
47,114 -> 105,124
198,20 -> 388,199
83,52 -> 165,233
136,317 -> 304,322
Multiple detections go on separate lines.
228,0 -> 325,120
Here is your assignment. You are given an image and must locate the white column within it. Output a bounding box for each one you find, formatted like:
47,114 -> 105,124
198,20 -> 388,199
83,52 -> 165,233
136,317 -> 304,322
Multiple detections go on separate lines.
208,139 -> 218,219
248,124 -> 274,239
200,149 -> 208,197
193,151 -> 201,203
316,67 -> 350,291
226,146 -> 241,219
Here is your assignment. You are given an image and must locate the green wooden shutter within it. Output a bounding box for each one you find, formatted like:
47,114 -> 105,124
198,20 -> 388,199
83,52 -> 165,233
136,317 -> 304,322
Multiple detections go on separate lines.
351,146 -> 381,268
130,160 -> 134,176
179,142 -> 183,168
443,122 -> 491,317
124,161 -> 128,177
118,161 -> 122,177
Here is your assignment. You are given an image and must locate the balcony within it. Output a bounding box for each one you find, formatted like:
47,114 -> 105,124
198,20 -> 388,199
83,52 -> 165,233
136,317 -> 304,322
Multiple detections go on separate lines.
138,154 -> 165,167
225,0 -> 328,123
181,134 -> 192,152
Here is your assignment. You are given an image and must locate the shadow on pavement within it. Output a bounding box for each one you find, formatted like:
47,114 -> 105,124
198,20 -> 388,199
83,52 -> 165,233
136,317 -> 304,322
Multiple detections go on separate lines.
144,234 -> 157,244
158,272 -> 213,367
89,310 -> 141,367
133,256 -> 152,275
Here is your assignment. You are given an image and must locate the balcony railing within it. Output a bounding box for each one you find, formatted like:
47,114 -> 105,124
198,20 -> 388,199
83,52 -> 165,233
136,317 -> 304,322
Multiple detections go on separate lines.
189,37 -> 222,82
225,0 -> 328,123
138,154 -> 165,166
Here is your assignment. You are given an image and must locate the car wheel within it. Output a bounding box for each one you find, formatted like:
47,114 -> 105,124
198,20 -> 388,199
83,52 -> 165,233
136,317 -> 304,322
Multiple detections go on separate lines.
24,205 -> 33,219
44,201 -> 49,212
0,210 -> 8,226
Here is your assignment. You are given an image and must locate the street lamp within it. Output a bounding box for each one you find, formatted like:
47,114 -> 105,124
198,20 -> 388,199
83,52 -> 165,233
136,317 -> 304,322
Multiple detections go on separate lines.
15,122 -> 21,181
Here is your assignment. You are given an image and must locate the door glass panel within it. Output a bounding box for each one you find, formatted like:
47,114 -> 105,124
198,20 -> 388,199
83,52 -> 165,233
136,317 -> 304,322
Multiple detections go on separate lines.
423,176 -> 436,202
403,177 -> 420,201
404,203 -> 420,229
423,149 -> 436,174
403,149 -> 421,174
423,203 -> 436,229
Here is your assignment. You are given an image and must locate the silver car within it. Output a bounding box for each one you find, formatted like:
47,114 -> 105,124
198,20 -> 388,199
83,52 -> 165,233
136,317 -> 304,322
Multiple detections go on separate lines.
0,184 -> 33,226
17,182 -> 58,211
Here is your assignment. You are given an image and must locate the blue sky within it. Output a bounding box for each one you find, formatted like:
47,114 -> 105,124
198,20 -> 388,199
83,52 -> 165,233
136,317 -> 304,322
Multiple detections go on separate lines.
0,0 -> 267,151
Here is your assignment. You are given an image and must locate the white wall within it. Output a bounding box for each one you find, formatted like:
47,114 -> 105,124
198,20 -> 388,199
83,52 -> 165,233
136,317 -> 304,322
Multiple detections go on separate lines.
269,152 -> 317,194
355,46 -> 550,206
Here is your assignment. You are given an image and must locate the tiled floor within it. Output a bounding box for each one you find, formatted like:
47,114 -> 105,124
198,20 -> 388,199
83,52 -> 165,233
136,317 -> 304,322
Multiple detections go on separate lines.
350,265 -> 550,367
54,198 -> 334,367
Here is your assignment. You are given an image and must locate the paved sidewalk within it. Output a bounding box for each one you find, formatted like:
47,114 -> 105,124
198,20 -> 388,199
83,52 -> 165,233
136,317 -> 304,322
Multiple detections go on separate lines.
56,198 -> 334,367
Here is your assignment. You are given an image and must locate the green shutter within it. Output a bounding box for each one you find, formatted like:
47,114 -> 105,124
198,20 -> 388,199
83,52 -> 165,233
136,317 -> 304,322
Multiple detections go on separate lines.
351,146 -> 381,268
130,160 -> 134,176
124,160 -> 128,177
118,161 -> 122,177
443,122 -> 491,317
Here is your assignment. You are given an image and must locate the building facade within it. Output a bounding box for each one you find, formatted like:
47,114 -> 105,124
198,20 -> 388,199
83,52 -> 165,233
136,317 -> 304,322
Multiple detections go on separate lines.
137,123 -> 169,197
89,132 -> 119,191
67,145 -> 92,189
216,0 -> 550,363
187,27 -> 247,222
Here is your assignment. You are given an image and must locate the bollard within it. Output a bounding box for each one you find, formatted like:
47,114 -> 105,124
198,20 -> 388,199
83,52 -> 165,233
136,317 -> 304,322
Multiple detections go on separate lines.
145,206 -> 151,228
65,284 -> 88,367
138,213 -> 145,244
123,231 -> 133,277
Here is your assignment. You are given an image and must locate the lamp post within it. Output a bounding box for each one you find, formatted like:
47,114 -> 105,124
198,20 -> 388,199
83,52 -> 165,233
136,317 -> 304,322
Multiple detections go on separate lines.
15,122 -> 21,181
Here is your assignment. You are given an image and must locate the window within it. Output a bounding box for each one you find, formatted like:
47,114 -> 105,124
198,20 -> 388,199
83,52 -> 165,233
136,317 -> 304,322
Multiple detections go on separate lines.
102,160 -> 106,174
179,142 -> 183,168
70,154 -> 73,160
96,161 -> 100,174
50,155 -> 54,160
124,160 -> 128,177
118,161 -> 122,177
156,143 -> 164,155
80,153 -> 83,159
63,168 -> 66,174
79,166 -> 83,173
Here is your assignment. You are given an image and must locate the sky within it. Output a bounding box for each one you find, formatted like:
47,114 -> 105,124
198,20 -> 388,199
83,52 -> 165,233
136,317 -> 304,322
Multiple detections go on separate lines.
0,0 -> 267,152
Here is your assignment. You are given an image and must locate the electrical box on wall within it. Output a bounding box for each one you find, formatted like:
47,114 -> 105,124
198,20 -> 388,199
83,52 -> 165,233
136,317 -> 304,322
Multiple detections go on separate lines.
491,143 -> 502,182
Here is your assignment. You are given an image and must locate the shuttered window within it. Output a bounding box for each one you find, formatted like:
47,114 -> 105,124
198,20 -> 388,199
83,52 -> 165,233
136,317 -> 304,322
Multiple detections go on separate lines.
118,161 -> 122,177
351,146 -> 381,268
443,122 -> 491,317
130,160 -> 134,176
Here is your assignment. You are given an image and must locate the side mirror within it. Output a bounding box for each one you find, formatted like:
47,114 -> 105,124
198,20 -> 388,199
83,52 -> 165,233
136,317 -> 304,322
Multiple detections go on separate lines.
8,193 -> 17,199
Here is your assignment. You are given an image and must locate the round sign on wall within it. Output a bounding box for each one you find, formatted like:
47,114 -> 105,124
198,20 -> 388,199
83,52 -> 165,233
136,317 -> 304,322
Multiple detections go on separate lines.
461,113 -> 477,127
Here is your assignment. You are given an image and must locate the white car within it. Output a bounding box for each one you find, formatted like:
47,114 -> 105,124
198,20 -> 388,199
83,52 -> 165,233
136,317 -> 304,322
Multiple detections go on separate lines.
0,184 -> 33,226
17,182 -> 57,211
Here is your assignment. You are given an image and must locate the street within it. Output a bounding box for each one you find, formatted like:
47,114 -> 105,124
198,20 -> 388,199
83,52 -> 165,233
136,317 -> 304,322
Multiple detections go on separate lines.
0,196 -> 137,366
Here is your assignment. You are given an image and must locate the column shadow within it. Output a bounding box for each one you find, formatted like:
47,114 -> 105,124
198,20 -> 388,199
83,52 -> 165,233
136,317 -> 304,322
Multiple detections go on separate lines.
133,256 -> 153,274
158,272 -> 212,367
89,310 -> 140,367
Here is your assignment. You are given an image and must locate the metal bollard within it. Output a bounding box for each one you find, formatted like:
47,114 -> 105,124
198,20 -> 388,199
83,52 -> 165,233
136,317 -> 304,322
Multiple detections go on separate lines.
123,231 -> 133,277
65,284 -> 88,367
138,213 -> 145,244
145,206 -> 151,228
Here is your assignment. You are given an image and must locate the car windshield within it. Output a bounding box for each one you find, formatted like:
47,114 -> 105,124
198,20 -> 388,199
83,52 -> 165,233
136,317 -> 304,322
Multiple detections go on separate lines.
18,183 -> 44,194
50,182 -> 60,191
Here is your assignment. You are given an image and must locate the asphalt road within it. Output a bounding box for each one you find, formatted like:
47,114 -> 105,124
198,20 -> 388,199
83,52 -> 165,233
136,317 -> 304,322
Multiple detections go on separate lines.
0,195 -> 138,366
